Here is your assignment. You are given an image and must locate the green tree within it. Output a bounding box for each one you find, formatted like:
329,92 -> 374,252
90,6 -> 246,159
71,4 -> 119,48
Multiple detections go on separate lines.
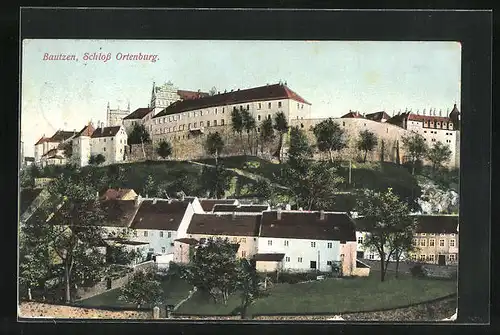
402,133 -> 428,175
355,188 -> 415,282
426,142 -> 452,172
89,154 -> 106,166
241,109 -> 257,154
273,112 -> 289,163
313,118 -> 346,163
201,163 -> 232,199
288,126 -> 313,161
231,107 -> 245,154
357,130 -> 378,163
180,237 -> 241,304
61,141 -> 73,159
259,118 -> 275,155
119,268 -> 164,308
142,175 -> 155,198
156,140 -> 173,159
236,259 -> 260,319
128,123 -> 151,159
205,132 -> 225,165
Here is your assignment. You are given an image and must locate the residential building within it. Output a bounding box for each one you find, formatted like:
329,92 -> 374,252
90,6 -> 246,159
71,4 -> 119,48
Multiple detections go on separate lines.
35,130 -> 77,167
90,124 -> 128,165
149,83 -> 312,145
23,157 -> 35,168
182,213 -> 262,262
256,210 -> 357,274
106,102 -> 131,127
100,188 -> 138,201
71,122 -> 95,167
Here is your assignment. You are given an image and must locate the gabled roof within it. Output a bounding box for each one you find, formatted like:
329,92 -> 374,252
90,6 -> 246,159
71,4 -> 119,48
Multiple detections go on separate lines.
100,188 -> 137,201
42,148 -> 59,158
212,204 -> 269,213
354,215 -> 459,234
123,108 -> 154,120
90,126 -> 122,138
406,114 -> 451,123
187,213 -> 261,236
153,83 -> 310,118
100,200 -> 139,227
130,199 -> 190,230
365,111 -> 391,122
49,130 -> 77,142
74,123 -> 95,138
199,199 -> 238,212
35,137 -> 50,146
177,90 -> 209,100
341,111 -> 365,119
260,211 -> 356,241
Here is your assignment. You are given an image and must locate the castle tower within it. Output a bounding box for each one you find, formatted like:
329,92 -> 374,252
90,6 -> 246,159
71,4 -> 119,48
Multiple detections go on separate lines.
150,80 -> 180,116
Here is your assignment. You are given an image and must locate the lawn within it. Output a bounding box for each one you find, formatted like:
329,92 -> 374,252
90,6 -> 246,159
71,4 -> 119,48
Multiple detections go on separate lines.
76,275 -> 193,309
175,271 -> 457,316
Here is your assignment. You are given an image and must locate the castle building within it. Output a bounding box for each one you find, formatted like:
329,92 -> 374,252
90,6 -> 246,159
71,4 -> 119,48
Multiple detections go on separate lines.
365,111 -> 391,123
71,122 -> 95,167
122,107 -> 155,134
34,130 -> 77,167
149,83 -> 312,145
106,102 -> 131,127
89,124 -> 128,165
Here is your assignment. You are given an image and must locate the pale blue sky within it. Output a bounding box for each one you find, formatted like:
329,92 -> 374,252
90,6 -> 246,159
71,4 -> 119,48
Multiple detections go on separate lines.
21,39 -> 461,157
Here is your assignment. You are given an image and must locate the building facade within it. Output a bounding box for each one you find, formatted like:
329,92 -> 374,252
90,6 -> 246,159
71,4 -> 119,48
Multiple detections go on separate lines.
34,130 -> 77,167
71,123 -> 95,167
90,124 -> 128,165
106,102 -> 131,127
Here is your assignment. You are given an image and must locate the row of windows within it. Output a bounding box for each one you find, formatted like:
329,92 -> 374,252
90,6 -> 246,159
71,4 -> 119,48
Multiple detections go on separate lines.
154,119 -> 226,134
411,254 -> 457,262
419,233 -> 455,236
267,240 -> 334,248
413,238 -> 456,247
134,230 -> 172,238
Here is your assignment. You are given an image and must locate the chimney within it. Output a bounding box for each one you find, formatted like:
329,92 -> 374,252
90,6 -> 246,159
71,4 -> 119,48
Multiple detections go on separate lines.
439,109 -> 442,117
276,209 -> 282,221
319,210 -> 325,220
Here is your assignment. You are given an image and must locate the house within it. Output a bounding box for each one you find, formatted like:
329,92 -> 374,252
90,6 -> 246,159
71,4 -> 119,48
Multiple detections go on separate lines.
341,110 -> 365,119
181,213 -> 262,263
103,237 -> 150,266
199,199 -> 239,212
90,124 -> 128,165
212,204 -> 270,214
354,214 -> 459,266
122,107 -> 155,134
256,210 -> 357,275
98,199 -> 142,237
128,198 -> 200,268
100,188 -> 138,201
71,122 -> 95,167
34,130 -> 77,166
24,157 -> 35,168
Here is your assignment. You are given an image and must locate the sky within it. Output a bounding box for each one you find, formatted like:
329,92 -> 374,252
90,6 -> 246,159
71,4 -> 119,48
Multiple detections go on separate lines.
21,40 -> 461,157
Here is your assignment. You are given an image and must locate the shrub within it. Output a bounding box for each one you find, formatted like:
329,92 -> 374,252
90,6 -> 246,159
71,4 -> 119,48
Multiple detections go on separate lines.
410,264 -> 427,278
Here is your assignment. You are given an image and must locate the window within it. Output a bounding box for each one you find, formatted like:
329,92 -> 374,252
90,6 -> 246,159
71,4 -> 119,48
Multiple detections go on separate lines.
170,242 -> 174,246
133,230 -> 137,237
257,115 -> 261,121
103,139 -> 106,142
428,254 -> 435,262
327,242 -> 333,248
232,237 -> 238,242
241,251 -> 247,258
246,104 -> 250,110
357,237 -> 363,244
430,233 -> 435,236
340,254 -> 345,259
342,122 -> 345,126
188,123 -> 191,129
193,122 -> 197,128
222,107 -> 225,113
120,148 -> 122,153
449,254 -> 456,262
298,257 -> 303,263
411,254 -> 417,261
214,120 -> 217,126
440,233 -> 446,236
310,261 -> 317,269
207,121 -> 210,127
144,231 -> 148,237
268,240 -> 272,246
258,103 -> 261,109
199,111 -> 203,116
200,121 -> 204,127
449,239 -> 455,247
419,254 -> 426,261
167,232 -> 171,238
421,233 -> 426,236
278,101 -> 282,108
241,238 -> 246,243
268,102 -> 272,109
327,261 -> 332,266
368,253 -> 374,260
413,238 -> 418,246
267,114 -> 271,120
160,231 -> 164,238
420,239 -> 426,247
311,241 -> 316,248
284,240 -> 289,247
221,119 -> 225,126
340,240 -> 346,244
439,239 -> 445,247
103,147 -> 106,152
285,256 -> 290,262
161,247 -> 166,253
429,239 -> 435,247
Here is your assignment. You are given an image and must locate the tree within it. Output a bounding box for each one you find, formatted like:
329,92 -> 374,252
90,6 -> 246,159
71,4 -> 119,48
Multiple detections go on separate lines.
156,140 -> 173,159
241,109 -> 257,154
259,118 -> 275,155
205,132 -> 225,165
355,188 -> 415,282
357,130 -> 378,163
119,268 -> 164,308
201,163 -> 232,199
61,141 -> 73,159
426,142 -> 452,172
273,112 -> 289,163
89,154 -> 106,166
180,238 -> 240,304
128,123 -> 151,159
231,108 -> 245,154
236,259 -> 260,319
402,133 -> 428,175
43,175 -> 109,303
288,126 -> 313,161
142,175 -> 155,198
313,118 -> 346,163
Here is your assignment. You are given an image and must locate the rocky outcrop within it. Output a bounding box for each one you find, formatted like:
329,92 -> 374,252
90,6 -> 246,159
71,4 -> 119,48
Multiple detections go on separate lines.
416,176 -> 459,214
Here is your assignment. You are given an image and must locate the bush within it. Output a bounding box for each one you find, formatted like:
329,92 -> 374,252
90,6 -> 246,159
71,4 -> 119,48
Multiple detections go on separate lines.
410,264 -> 428,278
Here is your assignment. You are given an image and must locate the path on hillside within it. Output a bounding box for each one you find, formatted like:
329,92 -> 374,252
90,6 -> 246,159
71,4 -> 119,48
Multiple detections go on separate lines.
187,160 -> 289,191
172,286 -> 197,312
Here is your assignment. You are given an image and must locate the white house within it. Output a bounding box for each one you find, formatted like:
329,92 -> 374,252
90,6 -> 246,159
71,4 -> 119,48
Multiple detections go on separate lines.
71,123 -> 95,167
90,124 -> 128,165
255,210 -> 357,274
35,130 -> 77,167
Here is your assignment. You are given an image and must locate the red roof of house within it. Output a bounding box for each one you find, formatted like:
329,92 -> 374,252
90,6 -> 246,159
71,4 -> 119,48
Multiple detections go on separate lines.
406,114 -> 451,123
90,126 -> 122,138
187,213 -> 262,236
153,83 -> 310,118
75,123 -> 95,138
177,90 -> 209,100
35,137 -> 50,146
49,130 -> 77,142
365,111 -> 391,122
341,111 -> 365,119
130,199 -> 191,230
100,188 -> 136,201
123,108 -> 154,120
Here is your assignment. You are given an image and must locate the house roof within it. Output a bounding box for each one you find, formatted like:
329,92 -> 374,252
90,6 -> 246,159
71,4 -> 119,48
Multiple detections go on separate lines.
199,199 -> 238,212
49,130 -> 77,142
187,213 -> 262,236
35,136 -> 50,145
449,104 -> 460,117
130,199 -> 190,230
253,253 -> 285,262
341,111 -> 365,119
365,111 -> 390,122
387,112 -> 452,126
123,107 -> 154,120
354,215 -> 459,234
100,200 -> 139,227
260,211 -> 357,241
212,204 -> 269,213
75,123 -> 95,138
175,237 -> 199,245
42,148 -> 59,158
100,188 -> 137,201
20,188 -> 44,214
177,90 -> 209,100
90,126 -> 122,138
153,83 -> 310,118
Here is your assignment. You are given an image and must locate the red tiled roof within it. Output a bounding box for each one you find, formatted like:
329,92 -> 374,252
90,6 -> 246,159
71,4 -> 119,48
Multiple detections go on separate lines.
407,114 -> 451,123
123,108 -> 153,120
153,84 -> 311,118
100,188 -> 136,201
365,111 -> 391,122
130,199 -> 190,230
75,123 -> 95,138
35,137 -> 50,146
90,126 -> 122,138
100,200 -> 139,227
199,199 -> 238,212
260,211 -> 356,241
177,90 -> 209,100
187,213 -> 261,236
253,253 -> 285,262
341,111 -> 365,119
